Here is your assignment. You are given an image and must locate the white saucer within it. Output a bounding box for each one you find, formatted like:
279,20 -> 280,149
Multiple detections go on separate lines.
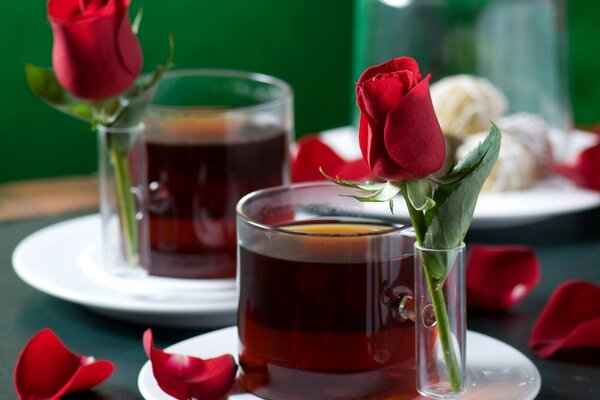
322,126 -> 600,229
78,242 -> 236,299
138,326 -> 541,400
12,215 -> 237,328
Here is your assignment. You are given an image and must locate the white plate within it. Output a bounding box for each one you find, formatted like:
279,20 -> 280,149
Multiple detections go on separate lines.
138,326 -> 541,400
78,242 -> 236,298
358,176 -> 600,228
12,215 -> 237,328
321,126 -> 600,229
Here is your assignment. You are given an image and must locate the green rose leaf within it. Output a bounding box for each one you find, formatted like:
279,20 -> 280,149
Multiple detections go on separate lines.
423,125 -> 501,279
25,64 -> 94,123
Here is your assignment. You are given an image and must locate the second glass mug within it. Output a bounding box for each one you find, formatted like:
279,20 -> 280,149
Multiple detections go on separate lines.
236,182 -> 467,400
141,69 -> 293,279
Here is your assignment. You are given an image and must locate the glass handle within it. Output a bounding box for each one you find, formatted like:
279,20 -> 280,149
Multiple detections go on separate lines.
392,294 -> 416,323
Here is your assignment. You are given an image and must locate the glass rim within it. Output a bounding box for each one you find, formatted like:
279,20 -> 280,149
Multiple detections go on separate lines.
236,182 -> 409,238
148,68 -> 293,114
414,242 -> 466,252
97,122 -> 145,134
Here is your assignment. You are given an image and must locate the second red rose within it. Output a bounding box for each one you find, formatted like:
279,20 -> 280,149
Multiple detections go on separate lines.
48,0 -> 143,100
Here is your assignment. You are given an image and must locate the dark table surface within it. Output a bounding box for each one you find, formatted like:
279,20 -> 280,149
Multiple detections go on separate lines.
1,208 -> 600,400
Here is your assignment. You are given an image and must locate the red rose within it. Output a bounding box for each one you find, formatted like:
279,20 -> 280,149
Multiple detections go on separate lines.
48,0 -> 143,100
356,57 -> 445,181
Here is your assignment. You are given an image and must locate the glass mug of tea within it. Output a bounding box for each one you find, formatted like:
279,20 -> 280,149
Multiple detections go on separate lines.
143,70 -> 292,279
236,182 -> 422,400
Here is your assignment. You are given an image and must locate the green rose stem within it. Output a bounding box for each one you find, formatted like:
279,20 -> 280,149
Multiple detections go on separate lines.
106,132 -> 139,267
404,193 -> 462,393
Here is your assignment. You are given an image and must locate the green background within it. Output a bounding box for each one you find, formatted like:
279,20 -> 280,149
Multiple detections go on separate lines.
0,0 -> 597,183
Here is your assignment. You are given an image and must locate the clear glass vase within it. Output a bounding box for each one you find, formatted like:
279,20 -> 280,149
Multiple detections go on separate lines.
98,124 -> 148,277
414,243 -> 467,399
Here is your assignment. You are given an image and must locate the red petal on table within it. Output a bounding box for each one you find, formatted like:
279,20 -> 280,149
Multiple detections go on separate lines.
291,135 -> 373,182
530,280 -> 600,358
143,329 -> 237,400
554,142 -> 600,191
466,245 -> 541,310
14,328 -> 114,400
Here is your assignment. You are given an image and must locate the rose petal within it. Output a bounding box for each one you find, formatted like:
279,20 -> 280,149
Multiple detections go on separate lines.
554,142 -> 600,191
466,245 -> 541,310
144,329 -> 238,400
48,0 -> 118,23
81,0 -> 113,15
359,71 -> 415,127
358,102 -> 405,179
381,75 -> 446,180
358,57 -> 420,83
530,280 -> 600,358
292,135 -> 373,182
14,329 -> 114,400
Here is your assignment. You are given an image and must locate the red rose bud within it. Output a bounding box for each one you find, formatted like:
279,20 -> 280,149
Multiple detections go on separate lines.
48,0 -> 143,100
14,329 -> 114,400
356,57 -> 446,181
143,329 -> 238,400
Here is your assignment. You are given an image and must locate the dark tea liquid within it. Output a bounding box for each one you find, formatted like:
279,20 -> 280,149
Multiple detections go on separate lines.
238,220 -> 419,400
145,118 -> 288,278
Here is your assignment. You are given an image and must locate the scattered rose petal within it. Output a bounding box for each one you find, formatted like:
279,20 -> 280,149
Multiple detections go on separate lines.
143,329 -> 237,400
14,329 -> 114,400
292,134 -> 374,182
530,280 -> 600,358
466,244 -> 541,310
554,142 -> 600,191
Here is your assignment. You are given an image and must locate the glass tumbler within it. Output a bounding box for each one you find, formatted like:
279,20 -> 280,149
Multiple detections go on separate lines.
143,69 -> 293,279
236,182 -> 421,400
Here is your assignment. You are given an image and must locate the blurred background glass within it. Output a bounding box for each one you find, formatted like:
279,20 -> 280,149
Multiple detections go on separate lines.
353,0 -> 571,134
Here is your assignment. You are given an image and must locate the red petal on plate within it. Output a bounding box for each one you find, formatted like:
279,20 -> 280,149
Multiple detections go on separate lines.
554,142 -> 600,191
143,329 -> 238,400
292,135 -> 373,182
530,280 -> 600,358
466,245 -> 541,310
14,329 -> 114,400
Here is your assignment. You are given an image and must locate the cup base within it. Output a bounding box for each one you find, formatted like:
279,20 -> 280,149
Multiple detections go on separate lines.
146,250 -> 236,279
240,366 -> 421,400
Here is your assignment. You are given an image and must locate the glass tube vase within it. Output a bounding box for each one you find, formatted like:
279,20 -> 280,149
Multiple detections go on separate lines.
98,123 -> 148,277
414,243 -> 467,399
